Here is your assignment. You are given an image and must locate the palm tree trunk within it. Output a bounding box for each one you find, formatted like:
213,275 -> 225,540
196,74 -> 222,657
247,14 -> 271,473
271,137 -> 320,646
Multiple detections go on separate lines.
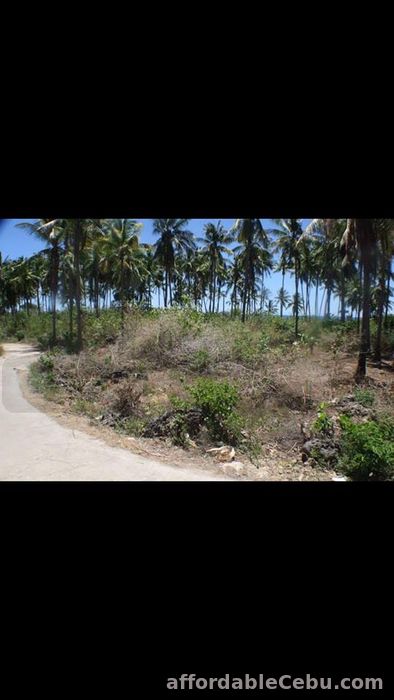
295,262 -> 299,338
241,284 -> 247,323
280,269 -> 285,317
120,257 -> 125,326
164,272 -> 168,308
357,263 -> 363,334
326,287 -> 331,319
340,271 -> 346,322
356,220 -> 374,380
315,276 -> 319,318
260,271 -> 265,312
74,219 -> 83,353
319,288 -> 326,317
216,281 -> 221,313
169,273 -> 173,306
94,272 -> 100,318
69,297 -> 74,339
51,246 -> 59,344
384,259 -> 391,329
300,278 -> 305,318
374,274 -> 386,365
306,280 -> 310,318
52,291 -> 57,343
356,264 -> 371,378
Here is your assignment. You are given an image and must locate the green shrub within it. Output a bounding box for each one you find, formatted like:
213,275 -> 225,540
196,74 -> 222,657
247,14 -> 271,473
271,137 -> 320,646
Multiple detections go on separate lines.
73,398 -> 97,417
122,417 -> 147,437
259,332 -> 271,353
354,388 -> 375,407
312,403 -> 334,435
188,378 -> 242,443
219,412 -> 245,446
338,415 -> 394,481
29,361 -> 56,398
190,349 -> 210,372
38,353 -> 54,372
37,334 -> 52,350
169,413 -> 190,447
233,335 -> 259,365
16,330 -> 25,341
170,395 -> 191,411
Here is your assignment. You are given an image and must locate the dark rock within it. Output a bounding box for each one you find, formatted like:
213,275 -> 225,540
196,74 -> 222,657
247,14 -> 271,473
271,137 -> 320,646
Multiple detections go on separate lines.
142,408 -> 204,439
301,437 -> 340,465
110,370 -> 130,382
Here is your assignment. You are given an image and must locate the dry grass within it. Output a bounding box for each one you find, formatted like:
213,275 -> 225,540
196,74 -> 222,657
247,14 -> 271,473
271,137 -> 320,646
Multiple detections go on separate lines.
30,310 -> 394,480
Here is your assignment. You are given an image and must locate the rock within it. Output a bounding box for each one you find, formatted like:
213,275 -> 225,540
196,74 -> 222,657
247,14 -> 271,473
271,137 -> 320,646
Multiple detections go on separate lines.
301,438 -> 339,465
207,446 -> 236,462
341,403 -> 372,418
219,461 -> 245,477
141,408 -> 203,439
332,476 -> 348,482
302,439 -> 319,457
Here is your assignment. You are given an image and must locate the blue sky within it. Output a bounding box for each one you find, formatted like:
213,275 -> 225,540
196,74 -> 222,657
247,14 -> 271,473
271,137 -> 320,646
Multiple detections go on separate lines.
0,218 -> 327,309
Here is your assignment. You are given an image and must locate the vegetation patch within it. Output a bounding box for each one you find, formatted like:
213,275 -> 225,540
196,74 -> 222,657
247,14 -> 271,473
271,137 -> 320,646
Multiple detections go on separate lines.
338,414 -> 394,481
353,388 -> 375,408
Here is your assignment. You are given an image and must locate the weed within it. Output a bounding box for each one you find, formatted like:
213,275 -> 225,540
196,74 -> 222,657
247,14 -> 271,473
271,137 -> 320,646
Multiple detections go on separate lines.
354,388 -> 375,407
188,378 -> 242,444
190,349 -> 210,373
311,403 -> 334,435
338,414 -> 394,480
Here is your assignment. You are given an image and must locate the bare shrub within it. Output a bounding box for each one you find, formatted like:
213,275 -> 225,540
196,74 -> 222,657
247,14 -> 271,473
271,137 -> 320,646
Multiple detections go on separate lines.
111,379 -> 143,418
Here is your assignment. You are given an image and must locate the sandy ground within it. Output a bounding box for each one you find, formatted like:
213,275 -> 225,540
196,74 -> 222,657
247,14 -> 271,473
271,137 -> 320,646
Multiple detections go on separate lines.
0,343 -> 232,481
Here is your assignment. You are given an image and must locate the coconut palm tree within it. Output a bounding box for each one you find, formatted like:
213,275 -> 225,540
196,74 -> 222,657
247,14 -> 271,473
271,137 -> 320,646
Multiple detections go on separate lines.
269,219 -> 303,336
372,219 -> 394,364
276,287 -> 291,317
199,221 -> 233,313
17,219 -> 67,343
341,218 -> 379,379
100,219 -> 144,325
152,219 -> 195,307
230,219 -> 272,322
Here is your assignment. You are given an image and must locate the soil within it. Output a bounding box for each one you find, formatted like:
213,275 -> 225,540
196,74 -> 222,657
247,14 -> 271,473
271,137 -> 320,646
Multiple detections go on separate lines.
18,339 -> 394,481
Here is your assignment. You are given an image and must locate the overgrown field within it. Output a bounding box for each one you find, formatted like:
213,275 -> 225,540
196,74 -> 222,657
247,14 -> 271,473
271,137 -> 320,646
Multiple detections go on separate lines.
3,308 -> 394,480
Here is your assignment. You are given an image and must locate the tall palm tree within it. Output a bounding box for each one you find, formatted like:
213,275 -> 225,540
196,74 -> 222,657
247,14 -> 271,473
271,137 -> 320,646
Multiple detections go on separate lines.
341,218 -> 378,379
17,219 -> 67,343
228,255 -> 243,316
100,219 -> 144,325
230,219 -> 272,322
269,219 -> 303,336
152,219 -> 195,308
199,221 -> 233,313
372,219 -> 394,364
276,287 -> 291,317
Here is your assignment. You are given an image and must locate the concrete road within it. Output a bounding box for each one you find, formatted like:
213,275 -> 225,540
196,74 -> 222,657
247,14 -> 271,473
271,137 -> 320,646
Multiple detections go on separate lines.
0,343 -> 230,481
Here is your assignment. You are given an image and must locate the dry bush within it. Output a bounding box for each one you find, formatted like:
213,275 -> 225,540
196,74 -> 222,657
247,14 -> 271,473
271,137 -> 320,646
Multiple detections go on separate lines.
118,313 -> 181,365
118,312 -> 233,369
111,378 -> 144,418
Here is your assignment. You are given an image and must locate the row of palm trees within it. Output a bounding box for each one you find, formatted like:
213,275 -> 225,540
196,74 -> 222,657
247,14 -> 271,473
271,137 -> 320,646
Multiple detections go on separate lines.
1,218 -> 393,377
